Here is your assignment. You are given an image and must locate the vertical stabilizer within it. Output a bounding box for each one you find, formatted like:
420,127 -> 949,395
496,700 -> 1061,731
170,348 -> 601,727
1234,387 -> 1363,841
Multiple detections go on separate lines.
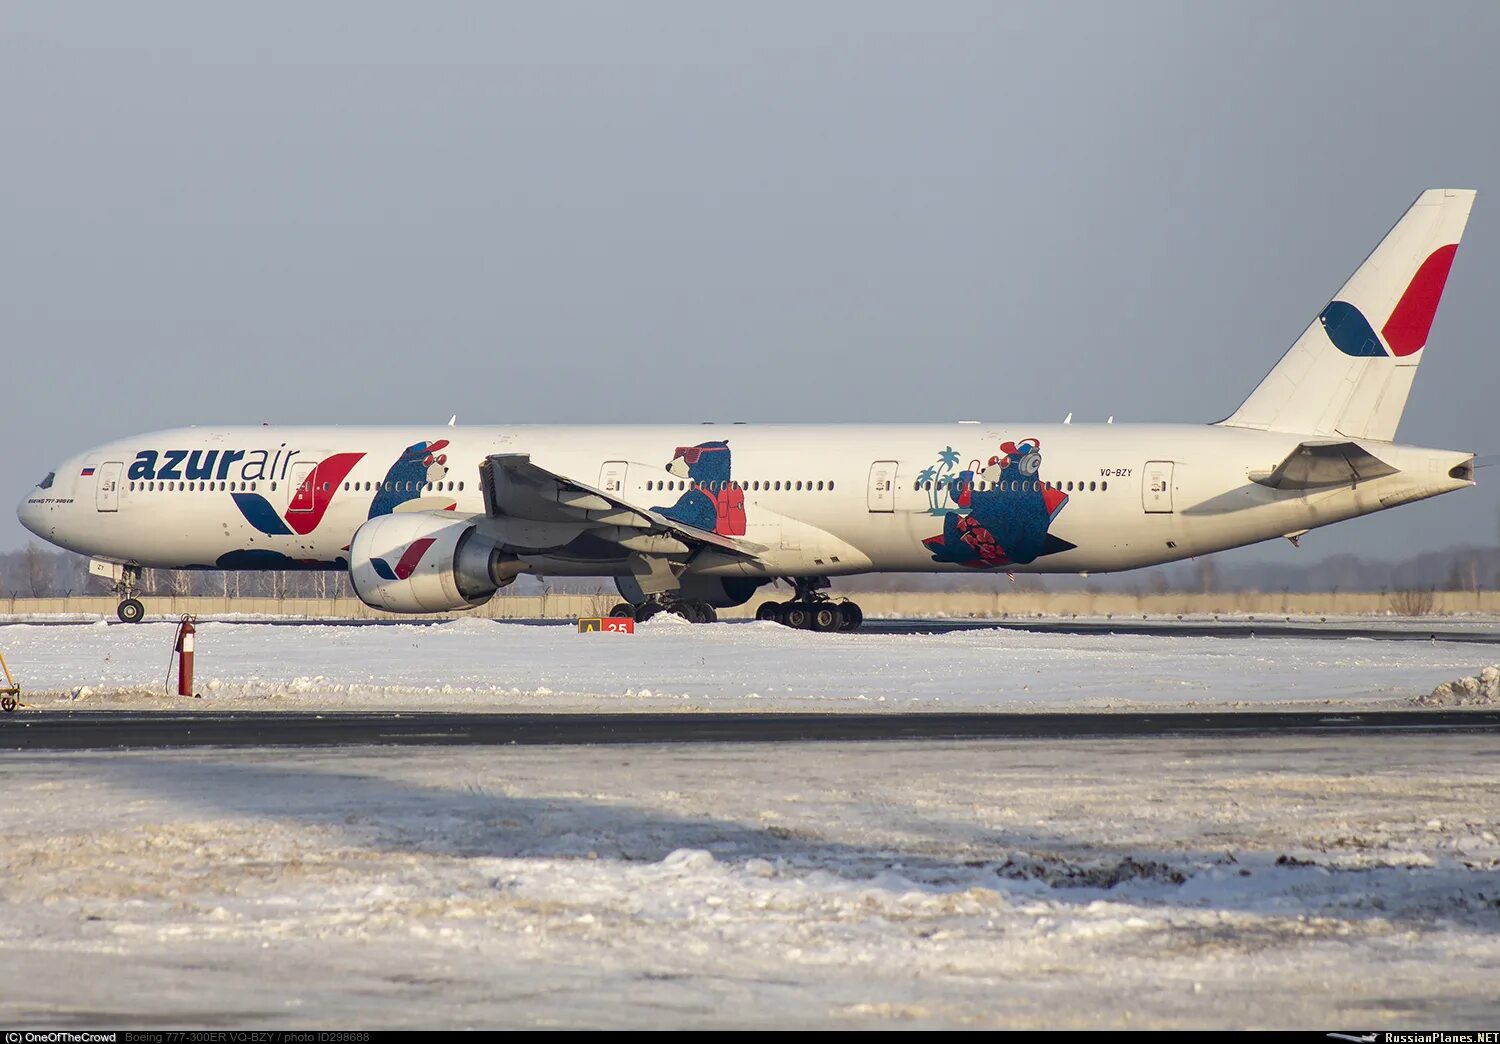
1221,189 -> 1474,442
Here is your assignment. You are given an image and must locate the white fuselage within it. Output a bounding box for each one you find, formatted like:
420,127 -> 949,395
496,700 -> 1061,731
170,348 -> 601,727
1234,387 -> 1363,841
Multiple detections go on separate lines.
17,422 -> 1474,581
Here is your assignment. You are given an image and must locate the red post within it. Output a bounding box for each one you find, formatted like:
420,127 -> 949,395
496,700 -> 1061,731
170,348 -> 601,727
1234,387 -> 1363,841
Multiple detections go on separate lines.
175,617 -> 196,697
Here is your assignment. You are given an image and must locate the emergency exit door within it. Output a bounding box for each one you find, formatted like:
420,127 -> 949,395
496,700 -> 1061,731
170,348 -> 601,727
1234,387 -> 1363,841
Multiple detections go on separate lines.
288,461 -> 318,513
95,461 -> 123,512
599,461 -> 627,495
867,460 -> 897,512
1142,461 -> 1174,513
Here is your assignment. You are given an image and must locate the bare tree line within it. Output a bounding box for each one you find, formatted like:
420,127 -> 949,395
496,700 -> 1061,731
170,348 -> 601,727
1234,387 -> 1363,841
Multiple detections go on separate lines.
3,540 -> 1499,602
0,546 -> 358,599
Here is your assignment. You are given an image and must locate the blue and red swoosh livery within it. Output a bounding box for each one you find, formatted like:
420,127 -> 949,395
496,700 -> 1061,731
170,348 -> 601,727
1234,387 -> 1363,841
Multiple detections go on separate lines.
371,537 -> 435,581
284,452 -> 364,534
233,452 -> 366,536
1322,244 -> 1459,359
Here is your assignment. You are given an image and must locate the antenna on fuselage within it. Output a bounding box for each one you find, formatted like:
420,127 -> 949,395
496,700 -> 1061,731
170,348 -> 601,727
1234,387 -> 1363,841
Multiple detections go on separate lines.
447,415 -> 457,427
1063,413 -> 1072,424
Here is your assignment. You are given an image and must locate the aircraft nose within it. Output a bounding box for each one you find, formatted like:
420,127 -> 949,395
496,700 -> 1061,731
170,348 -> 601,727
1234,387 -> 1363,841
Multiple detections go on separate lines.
17,488 -> 43,538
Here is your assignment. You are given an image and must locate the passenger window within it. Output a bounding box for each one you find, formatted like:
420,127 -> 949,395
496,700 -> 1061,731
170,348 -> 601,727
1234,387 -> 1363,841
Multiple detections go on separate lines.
458,482 -> 464,491
1101,480 -> 1108,491
828,480 -> 835,491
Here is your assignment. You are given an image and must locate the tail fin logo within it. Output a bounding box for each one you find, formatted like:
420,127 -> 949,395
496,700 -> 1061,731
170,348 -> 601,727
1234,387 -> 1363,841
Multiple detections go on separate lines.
1322,244 -> 1459,358
1382,243 -> 1458,356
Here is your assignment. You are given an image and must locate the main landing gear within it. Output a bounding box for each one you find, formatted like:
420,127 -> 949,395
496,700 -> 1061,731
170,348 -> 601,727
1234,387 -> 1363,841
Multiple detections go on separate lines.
609,599 -> 719,624
756,577 -> 864,632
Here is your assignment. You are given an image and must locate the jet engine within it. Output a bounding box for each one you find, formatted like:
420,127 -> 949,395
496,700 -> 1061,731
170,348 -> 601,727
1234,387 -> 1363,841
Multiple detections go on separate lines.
349,512 -> 516,613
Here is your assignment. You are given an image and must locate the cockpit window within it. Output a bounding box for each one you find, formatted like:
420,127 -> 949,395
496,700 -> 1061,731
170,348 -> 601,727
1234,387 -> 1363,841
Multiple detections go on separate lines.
38,472 -> 55,490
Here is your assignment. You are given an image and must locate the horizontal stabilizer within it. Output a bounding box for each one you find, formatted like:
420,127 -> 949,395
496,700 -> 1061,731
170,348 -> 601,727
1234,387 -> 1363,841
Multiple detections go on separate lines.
1253,441 -> 1399,491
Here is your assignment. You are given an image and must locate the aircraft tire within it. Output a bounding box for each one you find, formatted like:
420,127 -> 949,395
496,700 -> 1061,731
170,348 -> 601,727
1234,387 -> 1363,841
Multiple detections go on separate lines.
117,598 -> 145,624
838,602 -> 864,631
811,605 -> 841,632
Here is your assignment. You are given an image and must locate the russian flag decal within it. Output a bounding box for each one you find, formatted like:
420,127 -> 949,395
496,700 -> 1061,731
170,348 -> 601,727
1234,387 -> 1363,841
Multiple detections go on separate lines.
80,467 -> 96,476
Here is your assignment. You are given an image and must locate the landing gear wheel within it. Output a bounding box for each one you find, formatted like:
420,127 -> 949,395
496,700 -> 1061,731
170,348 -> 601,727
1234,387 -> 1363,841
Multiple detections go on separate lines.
635,602 -> 662,622
783,603 -> 811,630
811,605 -> 841,632
755,601 -> 783,623
117,598 -> 145,624
838,602 -> 864,632
1,696 -> 17,713
608,602 -> 636,620
693,602 -> 718,624
669,602 -> 697,622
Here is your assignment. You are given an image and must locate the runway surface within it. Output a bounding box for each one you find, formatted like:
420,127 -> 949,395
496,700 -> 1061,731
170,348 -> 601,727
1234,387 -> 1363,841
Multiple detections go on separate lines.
9,615 -> 1500,643
3,709 -> 1498,749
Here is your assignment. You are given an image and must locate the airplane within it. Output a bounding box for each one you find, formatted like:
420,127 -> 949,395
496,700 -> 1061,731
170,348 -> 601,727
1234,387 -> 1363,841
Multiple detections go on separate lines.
17,189 -> 1479,630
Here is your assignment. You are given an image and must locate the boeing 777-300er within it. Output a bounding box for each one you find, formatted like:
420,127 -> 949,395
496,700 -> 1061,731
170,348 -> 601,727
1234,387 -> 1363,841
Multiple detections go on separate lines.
18,189 -> 1480,629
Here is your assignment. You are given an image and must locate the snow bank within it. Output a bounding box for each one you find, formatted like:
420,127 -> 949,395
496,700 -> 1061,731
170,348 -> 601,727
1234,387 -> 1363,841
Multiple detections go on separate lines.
1415,665 -> 1500,706
0,617 -> 1484,713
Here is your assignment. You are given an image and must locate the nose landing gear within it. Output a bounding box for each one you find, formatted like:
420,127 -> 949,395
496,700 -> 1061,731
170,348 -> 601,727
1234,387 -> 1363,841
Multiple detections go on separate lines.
91,559 -> 146,624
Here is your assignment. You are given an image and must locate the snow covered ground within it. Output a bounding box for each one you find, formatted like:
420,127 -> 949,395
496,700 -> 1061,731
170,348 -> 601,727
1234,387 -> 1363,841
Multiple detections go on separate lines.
0,615 -> 1495,712
1,737 -> 1497,1028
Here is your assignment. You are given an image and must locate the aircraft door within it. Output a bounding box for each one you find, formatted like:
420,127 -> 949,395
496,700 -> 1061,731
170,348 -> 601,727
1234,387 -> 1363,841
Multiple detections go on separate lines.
288,461 -> 318,513
95,461 -> 123,512
1143,461 -> 1174,513
867,461 -> 898,512
599,460 -> 628,495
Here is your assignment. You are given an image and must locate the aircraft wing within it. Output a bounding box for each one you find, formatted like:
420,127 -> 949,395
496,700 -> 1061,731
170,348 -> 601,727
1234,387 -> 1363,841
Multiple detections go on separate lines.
1253,440 -> 1400,491
480,453 -> 766,555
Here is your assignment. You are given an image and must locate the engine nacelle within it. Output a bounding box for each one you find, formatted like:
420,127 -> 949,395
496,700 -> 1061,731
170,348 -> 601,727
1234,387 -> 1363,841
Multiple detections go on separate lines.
349,512 -> 512,613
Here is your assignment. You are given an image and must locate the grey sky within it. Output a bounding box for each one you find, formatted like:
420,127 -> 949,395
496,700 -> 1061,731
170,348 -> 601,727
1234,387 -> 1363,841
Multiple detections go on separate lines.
5,2 -> 1498,568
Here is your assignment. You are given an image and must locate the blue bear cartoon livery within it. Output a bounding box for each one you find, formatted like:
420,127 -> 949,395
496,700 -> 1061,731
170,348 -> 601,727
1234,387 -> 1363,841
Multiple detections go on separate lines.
653,441 -> 746,537
923,438 -> 1072,568
368,439 -> 451,518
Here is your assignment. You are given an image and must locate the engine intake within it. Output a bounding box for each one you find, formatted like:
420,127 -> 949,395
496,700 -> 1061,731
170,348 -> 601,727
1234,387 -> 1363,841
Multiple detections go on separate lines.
349,512 -> 513,613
